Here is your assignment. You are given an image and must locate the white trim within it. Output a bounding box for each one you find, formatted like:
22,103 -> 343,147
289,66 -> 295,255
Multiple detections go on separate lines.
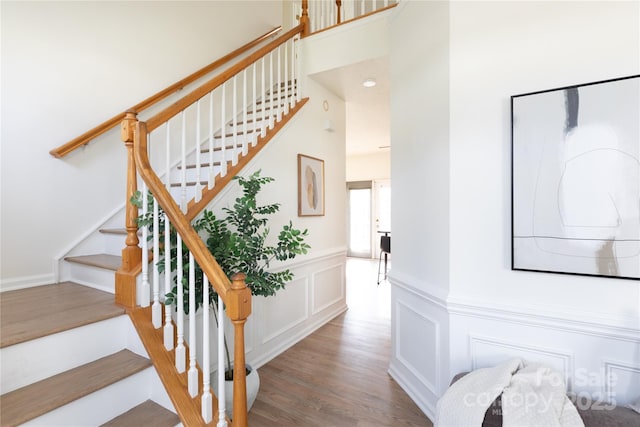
448,297 -> 640,342
388,361 -> 437,421
311,263 -> 346,315
250,303 -> 347,369
468,334 -> 574,389
0,273 -> 56,292
395,299 -> 440,394
388,271 -> 448,309
602,359 -> 640,403
52,203 -> 125,269
261,276 -> 310,344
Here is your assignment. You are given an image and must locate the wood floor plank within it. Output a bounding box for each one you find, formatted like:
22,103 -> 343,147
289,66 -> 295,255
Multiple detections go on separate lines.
100,399 -> 180,427
0,349 -> 150,427
0,282 -> 124,348
248,258 -> 433,426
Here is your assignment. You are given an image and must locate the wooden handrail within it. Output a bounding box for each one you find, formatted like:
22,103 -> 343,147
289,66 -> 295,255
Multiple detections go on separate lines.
146,23 -> 305,132
135,119 -> 253,427
134,121 -> 232,301
49,26 -> 282,159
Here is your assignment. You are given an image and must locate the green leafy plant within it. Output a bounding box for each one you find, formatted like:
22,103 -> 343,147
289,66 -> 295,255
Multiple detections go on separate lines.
133,170 -> 310,378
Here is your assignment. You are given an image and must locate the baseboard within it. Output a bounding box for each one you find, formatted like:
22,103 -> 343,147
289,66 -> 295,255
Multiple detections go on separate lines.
0,273 -> 56,292
388,362 -> 437,422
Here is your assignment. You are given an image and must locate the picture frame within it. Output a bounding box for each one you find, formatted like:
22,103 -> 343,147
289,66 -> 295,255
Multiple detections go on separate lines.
298,154 -> 325,216
511,75 -> 640,280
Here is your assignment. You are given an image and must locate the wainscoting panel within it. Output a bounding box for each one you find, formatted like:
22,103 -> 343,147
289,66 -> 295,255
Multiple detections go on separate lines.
448,301 -> 640,407
602,359 -> 640,406
396,300 -> 440,395
311,263 -> 345,315
261,276 -> 309,344
469,335 -> 574,385
248,249 -> 347,369
387,275 -> 450,421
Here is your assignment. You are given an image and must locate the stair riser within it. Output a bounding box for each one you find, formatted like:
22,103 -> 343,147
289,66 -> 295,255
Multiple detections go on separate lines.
21,368 -> 154,427
0,316 -> 131,394
65,263 -> 116,293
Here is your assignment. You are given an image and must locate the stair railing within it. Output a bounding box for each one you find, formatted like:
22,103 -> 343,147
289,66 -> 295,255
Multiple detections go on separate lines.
128,20 -> 308,426
49,26 -> 282,159
294,0 -> 399,34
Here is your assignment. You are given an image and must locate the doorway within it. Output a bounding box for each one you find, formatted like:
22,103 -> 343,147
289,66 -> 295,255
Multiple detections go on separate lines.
347,181 -> 372,258
347,180 -> 391,259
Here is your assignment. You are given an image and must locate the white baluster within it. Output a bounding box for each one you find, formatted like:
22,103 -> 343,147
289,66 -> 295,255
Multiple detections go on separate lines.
152,195 -> 161,328
252,62 -> 258,146
361,0 -> 365,15
175,234 -> 186,373
180,111 -> 187,213
261,57 -> 267,138
269,51 -> 274,129
242,68 -> 248,156
188,252 -> 198,397
277,45 -> 282,122
217,293 -> 227,427
221,83 -> 227,177
201,275 -> 213,423
164,122 -> 174,350
284,42 -> 289,116
384,0 -> 389,7
296,37 -> 302,103
140,179 -> 150,307
194,99 -> 203,202
232,75 -> 238,166
208,91 -> 215,189
291,39 -> 296,109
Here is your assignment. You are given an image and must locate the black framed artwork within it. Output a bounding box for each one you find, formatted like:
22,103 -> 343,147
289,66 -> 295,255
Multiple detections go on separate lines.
511,75 -> 640,280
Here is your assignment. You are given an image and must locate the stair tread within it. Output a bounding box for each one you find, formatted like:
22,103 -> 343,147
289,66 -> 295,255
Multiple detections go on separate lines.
0,282 -> 124,348
99,228 -> 127,235
65,253 -> 121,271
0,349 -> 151,427
100,399 -> 179,427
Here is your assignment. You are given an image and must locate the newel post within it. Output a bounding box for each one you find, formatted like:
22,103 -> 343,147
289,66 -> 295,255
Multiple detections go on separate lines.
226,273 -> 252,427
301,0 -> 310,37
115,110 -> 141,309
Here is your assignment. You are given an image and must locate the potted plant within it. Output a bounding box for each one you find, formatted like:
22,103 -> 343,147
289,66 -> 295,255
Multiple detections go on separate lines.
134,170 -> 310,412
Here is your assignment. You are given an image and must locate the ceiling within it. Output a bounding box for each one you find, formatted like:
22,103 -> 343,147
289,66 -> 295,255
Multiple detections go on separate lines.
309,57 -> 390,157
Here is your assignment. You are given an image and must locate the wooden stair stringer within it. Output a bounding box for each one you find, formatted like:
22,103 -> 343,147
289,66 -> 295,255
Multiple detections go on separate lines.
185,96 -> 309,221
128,306 -> 225,427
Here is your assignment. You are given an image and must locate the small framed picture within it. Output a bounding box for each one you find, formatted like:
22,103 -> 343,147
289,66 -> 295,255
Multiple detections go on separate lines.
298,154 -> 325,216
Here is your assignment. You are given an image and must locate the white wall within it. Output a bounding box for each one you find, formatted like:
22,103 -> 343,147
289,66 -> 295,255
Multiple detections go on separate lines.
448,0 -> 640,407
388,0 -> 451,418
389,0 -> 640,420
0,1 -> 282,288
346,151 -> 390,181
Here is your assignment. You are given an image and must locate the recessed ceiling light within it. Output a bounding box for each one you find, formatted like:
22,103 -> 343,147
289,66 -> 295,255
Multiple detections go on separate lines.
362,78 -> 377,88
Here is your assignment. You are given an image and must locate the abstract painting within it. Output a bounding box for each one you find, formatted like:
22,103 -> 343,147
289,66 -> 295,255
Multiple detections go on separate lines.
511,75 -> 640,280
298,154 -> 325,216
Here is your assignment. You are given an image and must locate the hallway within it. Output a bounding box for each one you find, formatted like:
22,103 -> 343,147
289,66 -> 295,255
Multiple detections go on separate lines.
248,258 -> 432,426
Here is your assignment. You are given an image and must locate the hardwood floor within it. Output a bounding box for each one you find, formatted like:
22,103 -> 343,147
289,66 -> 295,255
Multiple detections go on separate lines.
248,258 -> 433,426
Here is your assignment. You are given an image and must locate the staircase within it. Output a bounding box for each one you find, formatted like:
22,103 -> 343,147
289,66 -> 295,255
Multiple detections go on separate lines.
0,282 -> 180,426
3,2 -> 398,425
